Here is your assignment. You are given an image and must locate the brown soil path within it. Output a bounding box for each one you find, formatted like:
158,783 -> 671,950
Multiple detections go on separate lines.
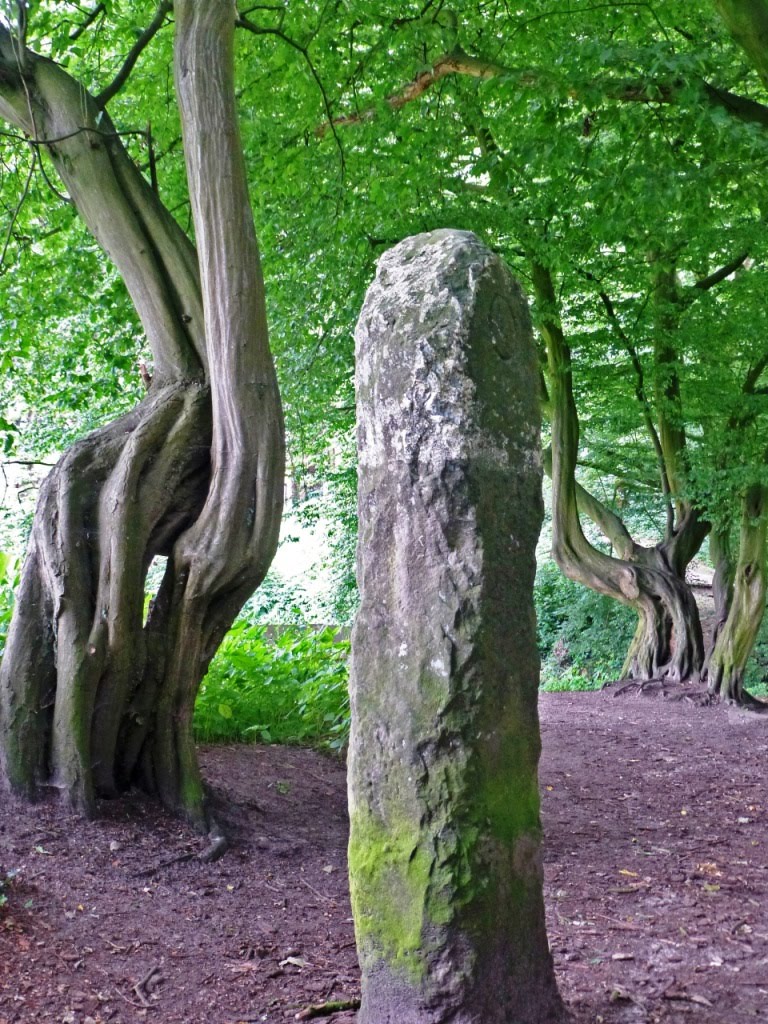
0,692 -> 766,1023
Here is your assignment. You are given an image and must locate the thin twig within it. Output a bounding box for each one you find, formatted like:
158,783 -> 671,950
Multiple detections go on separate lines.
0,149 -> 34,271
237,15 -> 346,179
299,876 -> 334,902
0,125 -> 148,147
133,964 -> 162,1008
2,459 -> 56,467
590,279 -> 674,535
70,3 -> 106,41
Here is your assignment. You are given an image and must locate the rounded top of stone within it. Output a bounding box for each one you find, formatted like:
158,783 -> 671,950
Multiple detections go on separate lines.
377,229 -> 488,268
368,230 -> 506,314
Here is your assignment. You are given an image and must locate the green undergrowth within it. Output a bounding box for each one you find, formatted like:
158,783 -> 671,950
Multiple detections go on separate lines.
193,622 -> 350,750
743,615 -> 768,697
0,868 -> 20,909
535,559 -> 635,690
0,551 -> 18,661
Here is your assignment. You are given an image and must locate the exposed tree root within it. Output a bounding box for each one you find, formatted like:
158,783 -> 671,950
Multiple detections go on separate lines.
199,832 -> 229,864
134,820 -> 229,877
604,678 -> 665,698
719,690 -> 768,713
603,676 -> 768,712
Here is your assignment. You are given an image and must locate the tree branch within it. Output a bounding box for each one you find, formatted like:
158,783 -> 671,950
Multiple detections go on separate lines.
542,446 -> 637,559
70,3 -> 106,42
742,352 -> 768,395
95,1 -> 172,109
534,260 -> 642,600
693,250 -> 749,291
715,0 -> 768,91
317,48 -> 768,136
592,281 -> 674,537
317,50 -> 509,136
0,147 -> 34,272
237,14 -> 345,176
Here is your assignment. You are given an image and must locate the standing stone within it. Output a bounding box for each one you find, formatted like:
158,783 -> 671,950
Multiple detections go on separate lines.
348,230 -> 564,1024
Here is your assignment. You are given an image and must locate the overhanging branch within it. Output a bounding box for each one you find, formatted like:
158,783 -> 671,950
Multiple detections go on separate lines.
70,3 -> 106,42
237,14 -> 346,177
693,251 -> 749,292
316,48 -> 768,136
96,0 -> 172,109
590,278 -> 674,537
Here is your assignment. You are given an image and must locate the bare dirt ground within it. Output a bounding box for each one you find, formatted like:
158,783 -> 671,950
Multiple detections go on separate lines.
0,692 -> 767,1024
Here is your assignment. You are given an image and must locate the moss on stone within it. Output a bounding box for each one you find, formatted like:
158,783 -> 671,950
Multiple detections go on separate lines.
349,753 -> 543,985
348,807 -> 434,983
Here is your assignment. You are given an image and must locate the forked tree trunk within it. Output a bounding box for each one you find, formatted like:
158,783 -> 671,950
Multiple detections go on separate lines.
535,262 -> 706,686
618,547 -> 704,683
707,485 -> 768,706
0,3 -> 284,827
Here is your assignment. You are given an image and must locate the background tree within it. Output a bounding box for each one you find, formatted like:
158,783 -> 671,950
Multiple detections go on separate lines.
3,1 -> 768,720
285,0 -> 768,698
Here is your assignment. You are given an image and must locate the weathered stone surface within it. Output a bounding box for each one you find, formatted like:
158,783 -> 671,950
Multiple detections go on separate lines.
348,230 -> 564,1023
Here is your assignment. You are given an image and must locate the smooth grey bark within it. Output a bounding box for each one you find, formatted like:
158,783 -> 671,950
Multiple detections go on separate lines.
0,2 -> 284,826
349,230 -> 564,1024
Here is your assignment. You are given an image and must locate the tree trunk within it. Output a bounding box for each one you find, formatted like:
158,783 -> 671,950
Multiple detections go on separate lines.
618,548 -> 704,683
535,262 -> 705,686
0,4 -> 284,826
703,525 -> 734,669
707,485 -> 768,705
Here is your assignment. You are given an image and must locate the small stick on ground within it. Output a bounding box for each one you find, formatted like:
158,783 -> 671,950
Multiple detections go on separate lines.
295,998 -> 362,1020
299,876 -> 334,902
112,986 -> 153,1011
133,964 -> 162,1007
134,852 -> 195,878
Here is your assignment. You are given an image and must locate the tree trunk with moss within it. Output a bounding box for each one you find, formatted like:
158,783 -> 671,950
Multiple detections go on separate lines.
350,231 -> 564,1024
707,485 -> 768,705
0,2 -> 284,827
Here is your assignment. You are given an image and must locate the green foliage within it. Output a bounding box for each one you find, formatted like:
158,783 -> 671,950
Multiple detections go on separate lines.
242,567 -> 317,625
291,455 -> 359,626
319,461 -> 359,626
0,550 -> 18,660
535,558 -> 636,689
194,623 -> 350,750
1,0 -> 768,706
743,616 -> 768,697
